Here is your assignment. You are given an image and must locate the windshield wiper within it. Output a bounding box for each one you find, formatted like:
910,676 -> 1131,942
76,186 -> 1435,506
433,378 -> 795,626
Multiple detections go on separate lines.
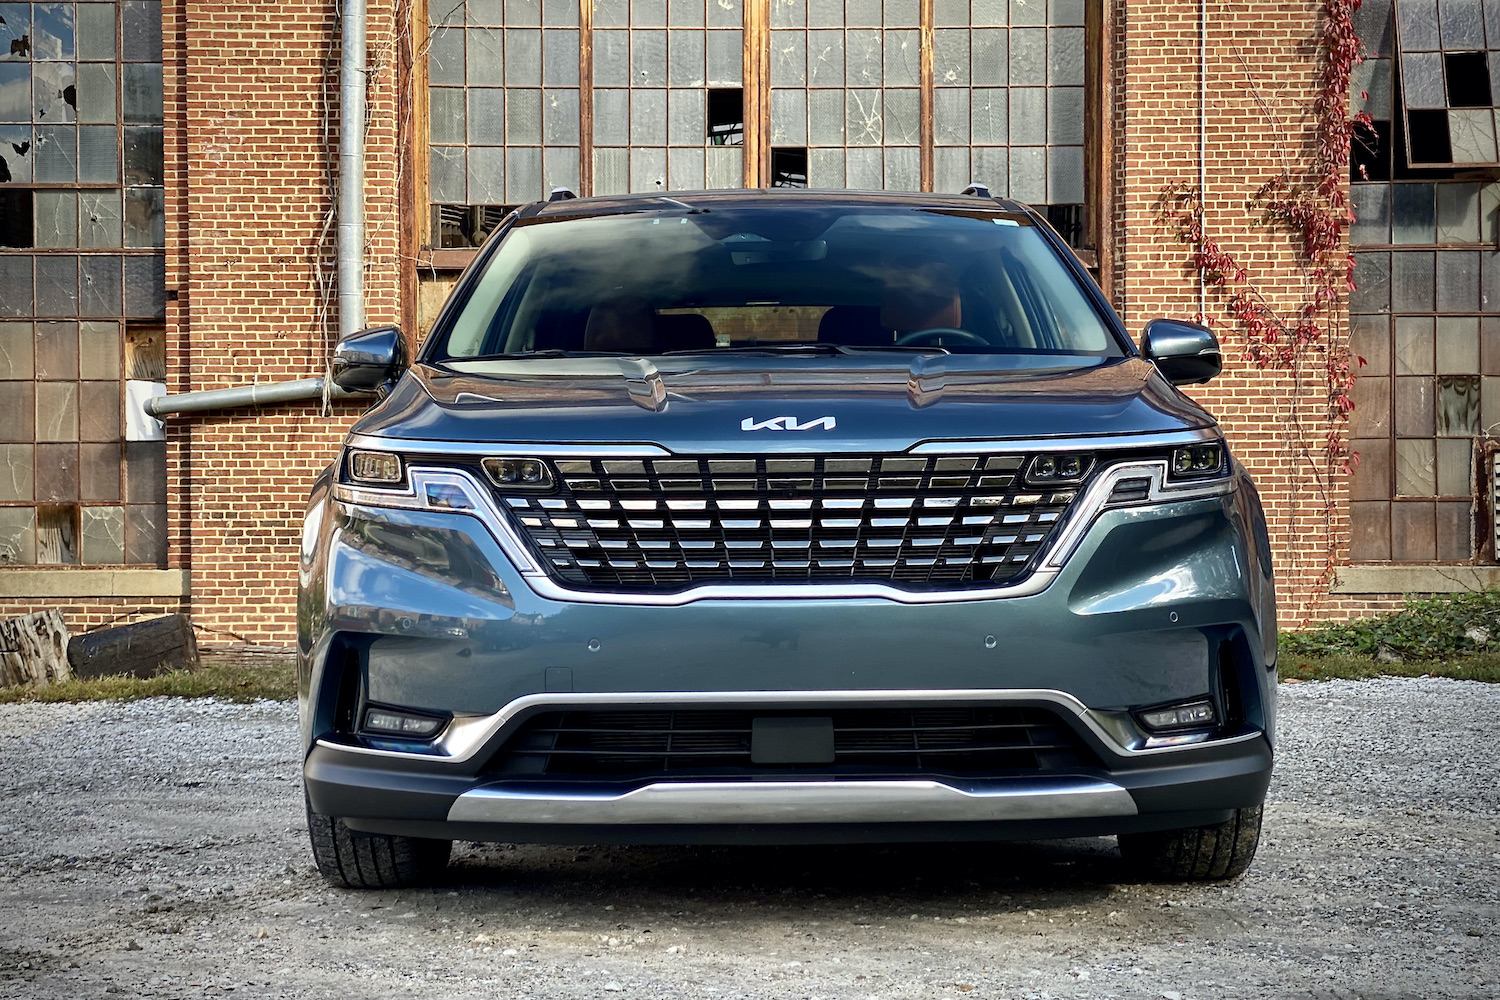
661,342 -> 949,356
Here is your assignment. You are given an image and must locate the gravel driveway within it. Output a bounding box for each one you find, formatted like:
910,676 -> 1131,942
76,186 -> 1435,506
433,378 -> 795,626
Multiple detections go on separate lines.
1,677 -> 1496,1000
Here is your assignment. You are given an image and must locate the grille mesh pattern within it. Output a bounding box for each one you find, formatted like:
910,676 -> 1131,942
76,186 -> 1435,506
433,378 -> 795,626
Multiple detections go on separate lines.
494,454 -> 1083,591
487,707 -> 1095,779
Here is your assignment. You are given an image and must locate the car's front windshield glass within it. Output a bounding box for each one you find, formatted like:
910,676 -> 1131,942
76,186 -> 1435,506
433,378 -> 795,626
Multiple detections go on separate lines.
426,204 -> 1122,362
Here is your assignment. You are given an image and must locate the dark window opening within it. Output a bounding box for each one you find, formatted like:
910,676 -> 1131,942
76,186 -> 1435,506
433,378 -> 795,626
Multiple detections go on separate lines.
1353,119 -> 1393,182
0,189 -> 32,247
707,88 -> 744,146
433,204 -> 517,249
1444,52 -> 1492,107
1046,205 -> 1084,247
769,147 -> 807,188
1407,109 -> 1454,165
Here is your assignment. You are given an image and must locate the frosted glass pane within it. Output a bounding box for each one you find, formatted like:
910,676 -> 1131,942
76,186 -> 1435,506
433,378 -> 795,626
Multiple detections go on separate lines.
1449,109 -> 1497,163
1047,27 -> 1083,85
507,29 -> 543,85
510,0 -> 544,26
78,125 -> 118,183
79,255 -> 121,318
846,30 -> 882,86
669,145 -> 705,187
631,88 -> 668,145
1393,251 -> 1436,312
1438,249 -> 1482,311
846,146 -> 882,188
124,186 -> 164,249
846,89 -> 883,145
934,88 -> 969,145
429,26 -> 462,85
668,88 -> 705,145
1047,85 -> 1083,144
544,0 -> 581,26
468,87 -> 505,144
971,87 -> 1007,144
973,0 -> 1006,26
772,0 -> 804,28
122,64 -> 163,124
770,88 -> 807,144
1009,146 -> 1045,203
885,29 -> 919,88
76,3 -> 116,60
1437,182 -> 1481,243
634,0 -> 668,23
467,28 -> 504,87
846,0 -> 881,26
1351,252 -> 1391,313
1353,182 -> 1391,244
469,146 -> 507,204
0,257 -> 32,316
35,191 -> 77,248
707,0 -> 742,28
1436,438 -> 1471,496
544,88 -> 580,143
507,146 -> 544,201
544,145 -> 580,192
808,146 -> 844,187
1051,0 -> 1085,25
469,0 -> 506,24
1047,145 -> 1083,204
79,190 -> 122,248
704,145 -> 742,187
1009,0 -> 1044,25
75,63 -> 116,124
808,0 -> 843,26
632,30 -> 667,85
934,29 -> 969,86
1009,87 -> 1044,144
972,30 -> 1008,89
1436,316 -> 1480,374
79,321 -> 120,381
122,254 -> 163,318
808,30 -> 843,85
1400,52 -> 1444,109
706,30 -> 742,85
935,146 -> 971,194
506,88 -> 543,144
885,147 -> 921,189
807,88 -> 845,145
935,0 -> 969,27
431,88 -> 467,144
884,88 -> 919,145
35,125 -> 76,183
1395,438 -> 1435,494
594,30 -> 630,86
543,30 -> 580,85
431,146 -> 467,203
772,29 -> 806,85
594,147 -> 630,193
595,0 -> 629,28
670,0 -> 705,26
630,146 -> 667,192
1440,0 -> 1484,47
669,29 -> 706,85
1393,183 -> 1436,243
1009,27 -> 1046,85
1357,0 -> 1393,55
885,0 -> 919,26
1351,57 -> 1391,121
594,88 -> 630,145
122,125 -> 159,185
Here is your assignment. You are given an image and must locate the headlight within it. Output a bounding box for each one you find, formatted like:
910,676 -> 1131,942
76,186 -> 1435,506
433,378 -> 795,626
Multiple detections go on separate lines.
482,457 -> 555,489
1024,452 -> 1093,486
348,450 -> 404,485
1171,443 -> 1225,480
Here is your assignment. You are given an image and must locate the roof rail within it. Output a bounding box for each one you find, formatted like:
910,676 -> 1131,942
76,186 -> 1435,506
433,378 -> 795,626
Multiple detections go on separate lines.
961,183 -> 992,198
549,187 -> 578,202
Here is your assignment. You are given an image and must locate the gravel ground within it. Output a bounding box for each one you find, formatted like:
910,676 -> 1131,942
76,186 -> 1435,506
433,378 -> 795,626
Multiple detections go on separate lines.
0,677 -> 1496,1000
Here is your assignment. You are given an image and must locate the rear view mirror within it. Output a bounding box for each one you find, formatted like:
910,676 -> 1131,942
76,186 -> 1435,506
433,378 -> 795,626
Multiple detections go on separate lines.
1140,319 -> 1222,386
331,326 -> 408,394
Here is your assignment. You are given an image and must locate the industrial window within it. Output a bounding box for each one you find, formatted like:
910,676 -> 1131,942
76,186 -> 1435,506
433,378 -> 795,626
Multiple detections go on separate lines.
1393,0 -> 1500,166
0,1 -> 167,568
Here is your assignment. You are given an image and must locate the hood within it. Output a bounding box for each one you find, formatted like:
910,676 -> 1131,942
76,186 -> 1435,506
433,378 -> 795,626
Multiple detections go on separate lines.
350,354 -> 1216,454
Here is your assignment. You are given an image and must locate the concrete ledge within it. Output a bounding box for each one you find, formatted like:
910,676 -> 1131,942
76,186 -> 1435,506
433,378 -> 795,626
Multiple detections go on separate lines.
0,569 -> 190,599
1334,565 -> 1500,595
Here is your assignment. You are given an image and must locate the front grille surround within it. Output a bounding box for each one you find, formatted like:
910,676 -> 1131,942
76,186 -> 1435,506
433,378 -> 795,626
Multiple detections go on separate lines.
485,453 -> 1086,592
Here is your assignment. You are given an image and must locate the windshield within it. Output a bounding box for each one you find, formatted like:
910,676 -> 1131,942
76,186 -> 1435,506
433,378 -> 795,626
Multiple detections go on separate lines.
426,205 -> 1123,362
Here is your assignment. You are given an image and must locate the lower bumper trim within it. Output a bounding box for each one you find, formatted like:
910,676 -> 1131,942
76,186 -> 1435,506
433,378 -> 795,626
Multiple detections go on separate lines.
445,777 -> 1138,826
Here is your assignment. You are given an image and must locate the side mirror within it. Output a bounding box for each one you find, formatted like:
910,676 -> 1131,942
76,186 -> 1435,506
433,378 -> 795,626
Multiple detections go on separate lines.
1140,319 -> 1222,386
331,326 -> 408,394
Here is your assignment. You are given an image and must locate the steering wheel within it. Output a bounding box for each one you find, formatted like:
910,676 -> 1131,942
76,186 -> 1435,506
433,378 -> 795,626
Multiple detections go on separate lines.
894,327 -> 989,347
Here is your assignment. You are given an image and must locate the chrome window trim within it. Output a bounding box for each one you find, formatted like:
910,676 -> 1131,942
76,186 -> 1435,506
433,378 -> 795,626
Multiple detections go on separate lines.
445,776 -> 1139,825
313,687 -> 1265,765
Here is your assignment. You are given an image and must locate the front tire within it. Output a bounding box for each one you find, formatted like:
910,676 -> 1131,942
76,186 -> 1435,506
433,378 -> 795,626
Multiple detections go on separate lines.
306,797 -> 451,889
1118,804 -> 1263,881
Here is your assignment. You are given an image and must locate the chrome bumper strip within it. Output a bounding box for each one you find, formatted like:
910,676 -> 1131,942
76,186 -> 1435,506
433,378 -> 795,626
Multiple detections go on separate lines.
313,687 -> 1266,765
445,777 -> 1138,826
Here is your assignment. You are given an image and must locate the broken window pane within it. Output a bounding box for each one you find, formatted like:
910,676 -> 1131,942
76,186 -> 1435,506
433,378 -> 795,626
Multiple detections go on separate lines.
34,124 -> 77,182
80,254 -> 122,317
0,321 -> 31,379
124,502 -> 165,565
123,186 -> 164,248
0,188 -> 30,247
1396,0 -> 1500,165
0,123 -> 33,182
80,189 -> 123,248
33,62 -> 77,123
80,504 -> 124,564
33,2 -> 76,60
36,254 -> 79,317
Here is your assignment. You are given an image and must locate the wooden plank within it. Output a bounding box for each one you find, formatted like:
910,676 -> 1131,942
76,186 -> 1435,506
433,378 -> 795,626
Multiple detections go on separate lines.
919,0 -> 934,192
0,611 -> 73,688
67,614 -> 200,680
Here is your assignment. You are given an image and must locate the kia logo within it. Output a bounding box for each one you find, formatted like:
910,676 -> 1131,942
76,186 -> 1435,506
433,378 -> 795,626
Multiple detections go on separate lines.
741,416 -> 838,432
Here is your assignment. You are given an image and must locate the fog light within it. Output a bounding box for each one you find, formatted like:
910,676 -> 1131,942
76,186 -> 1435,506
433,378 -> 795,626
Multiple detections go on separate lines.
482,457 -> 555,489
1138,699 -> 1217,732
349,450 -> 403,485
362,706 -> 447,739
1171,444 -> 1224,479
1024,452 -> 1092,485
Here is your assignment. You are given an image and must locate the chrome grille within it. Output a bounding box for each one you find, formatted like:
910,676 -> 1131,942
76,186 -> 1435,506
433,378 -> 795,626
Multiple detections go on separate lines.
493,454 -> 1084,591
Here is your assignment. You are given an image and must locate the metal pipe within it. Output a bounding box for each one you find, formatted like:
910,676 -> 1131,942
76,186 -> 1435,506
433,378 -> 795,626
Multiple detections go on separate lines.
338,0 -> 368,339
145,378 -> 364,418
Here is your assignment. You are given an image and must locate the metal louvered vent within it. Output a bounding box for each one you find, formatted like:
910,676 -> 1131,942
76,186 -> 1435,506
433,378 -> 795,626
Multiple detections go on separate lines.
490,454 -> 1087,592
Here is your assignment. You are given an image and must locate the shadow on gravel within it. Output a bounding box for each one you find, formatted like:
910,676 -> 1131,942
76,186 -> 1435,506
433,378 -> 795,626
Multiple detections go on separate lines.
442,839 -> 1127,914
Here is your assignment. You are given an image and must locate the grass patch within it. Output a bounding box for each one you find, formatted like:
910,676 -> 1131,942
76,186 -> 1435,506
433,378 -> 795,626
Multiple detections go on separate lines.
0,654 -> 297,704
1277,651 -> 1500,683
